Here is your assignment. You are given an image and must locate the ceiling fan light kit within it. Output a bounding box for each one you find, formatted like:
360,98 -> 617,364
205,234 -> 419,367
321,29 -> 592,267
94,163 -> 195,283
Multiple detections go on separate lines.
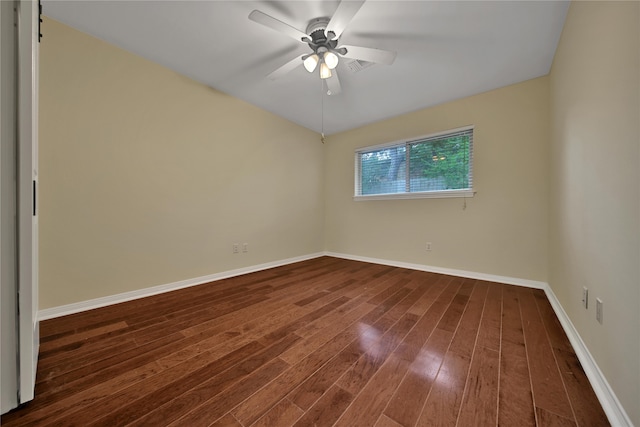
303,54 -> 319,72
248,0 -> 397,94
324,51 -> 339,70
319,62 -> 332,79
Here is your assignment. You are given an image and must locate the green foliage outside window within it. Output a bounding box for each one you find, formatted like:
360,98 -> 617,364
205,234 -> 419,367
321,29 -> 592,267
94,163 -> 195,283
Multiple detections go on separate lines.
358,131 -> 472,196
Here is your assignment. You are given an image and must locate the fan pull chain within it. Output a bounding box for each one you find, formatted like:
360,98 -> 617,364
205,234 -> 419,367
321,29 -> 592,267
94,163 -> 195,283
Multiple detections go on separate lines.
320,79 -> 325,143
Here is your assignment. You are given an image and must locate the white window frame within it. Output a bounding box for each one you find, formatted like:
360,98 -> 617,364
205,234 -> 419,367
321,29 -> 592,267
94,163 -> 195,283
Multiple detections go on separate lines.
354,125 -> 474,201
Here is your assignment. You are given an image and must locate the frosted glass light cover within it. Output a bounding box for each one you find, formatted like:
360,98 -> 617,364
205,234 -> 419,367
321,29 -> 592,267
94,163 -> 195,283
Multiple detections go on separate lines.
319,62 -> 332,79
303,54 -> 319,72
324,51 -> 339,69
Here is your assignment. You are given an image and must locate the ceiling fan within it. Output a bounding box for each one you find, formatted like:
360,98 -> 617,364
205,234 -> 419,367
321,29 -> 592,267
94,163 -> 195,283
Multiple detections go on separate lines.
248,0 -> 397,95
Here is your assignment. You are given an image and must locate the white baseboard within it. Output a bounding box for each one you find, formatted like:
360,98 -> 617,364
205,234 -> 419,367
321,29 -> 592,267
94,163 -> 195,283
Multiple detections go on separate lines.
37,252 -> 324,321
37,250 -> 631,425
324,251 -> 547,289
543,284 -> 633,426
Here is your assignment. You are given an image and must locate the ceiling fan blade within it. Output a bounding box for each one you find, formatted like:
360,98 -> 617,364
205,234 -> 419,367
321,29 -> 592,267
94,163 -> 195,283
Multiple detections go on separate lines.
325,0 -> 366,39
249,10 -> 309,43
339,45 -> 397,65
325,72 -> 342,95
267,55 -> 305,80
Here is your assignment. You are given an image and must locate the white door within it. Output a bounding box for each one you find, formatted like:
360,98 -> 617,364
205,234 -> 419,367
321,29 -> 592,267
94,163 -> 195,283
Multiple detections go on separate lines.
17,0 -> 40,405
0,0 -> 39,414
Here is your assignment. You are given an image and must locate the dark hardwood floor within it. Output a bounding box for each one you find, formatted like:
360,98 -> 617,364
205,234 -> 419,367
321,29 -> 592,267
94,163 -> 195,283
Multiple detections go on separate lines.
2,256 -> 608,426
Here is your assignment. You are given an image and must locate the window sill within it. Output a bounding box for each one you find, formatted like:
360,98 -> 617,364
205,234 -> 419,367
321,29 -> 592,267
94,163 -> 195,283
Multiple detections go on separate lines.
353,189 -> 475,201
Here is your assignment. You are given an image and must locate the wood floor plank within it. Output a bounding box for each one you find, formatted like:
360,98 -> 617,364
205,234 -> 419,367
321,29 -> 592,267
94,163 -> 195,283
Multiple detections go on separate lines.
39,288 -> 300,374
231,288 -> 408,426
457,345 -> 500,426
279,302 -> 377,365
536,406 -> 578,427
292,385 -> 353,427
383,328 -> 453,427
518,287 -> 576,422
263,265 -> 402,344
180,285 -> 323,338
531,290 -> 610,426
1,361 -> 165,426
210,413 -> 243,427
375,414 -> 404,427
382,279 -> 468,425
38,321 -> 129,354
1,257 -> 608,427
52,340 -> 263,426
381,278 -> 466,425
36,337 -> 140,382
333,311 -> 419,398
167,358 -> 291,427
37,257 -> 336,336
232,282 -> 421,426
38,294 -> 268,383
552,349 -> 610,427
498,286 -> 536,427
383,277 -> 430,316
416,350 -> 472,427
448,280 -> 488,358
258,296 -> 350,346
334,351 -> 408,427
475,281 -> 502,351
130,335 -> 298,427
406,273 -> 451,316
454,280 -> 502,427
250,399 -> 304,427
531,290 -> 574,354
36,331 -> 186,402
290,311 -> 419,410
436,290 -> 470,333
291,293 -> 364,337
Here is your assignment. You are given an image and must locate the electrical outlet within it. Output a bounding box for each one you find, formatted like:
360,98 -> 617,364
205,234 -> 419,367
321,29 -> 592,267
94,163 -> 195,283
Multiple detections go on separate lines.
426,242 -> 432,251
233,243 -> 239,254
582,287 -> 588,309
242,243 -> 248,253
596,298 -> 603,324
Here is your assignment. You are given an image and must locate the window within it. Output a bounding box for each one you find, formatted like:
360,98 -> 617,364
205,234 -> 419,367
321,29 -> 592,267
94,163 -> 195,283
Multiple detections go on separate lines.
354,126 -> 474,200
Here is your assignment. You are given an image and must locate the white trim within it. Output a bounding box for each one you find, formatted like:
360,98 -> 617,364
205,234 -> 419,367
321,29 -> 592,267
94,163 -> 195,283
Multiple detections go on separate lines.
324,252 -> 546,289
542,284 -> 633,427
37,252 -> 324,321
354,189 -> 474,201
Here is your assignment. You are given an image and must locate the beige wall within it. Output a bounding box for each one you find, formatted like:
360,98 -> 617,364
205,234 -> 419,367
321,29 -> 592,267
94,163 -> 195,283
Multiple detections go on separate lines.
324,77 -> 549,282
40,5 -> 639,421
39,18 -> 324,309
549,2 -> 639,424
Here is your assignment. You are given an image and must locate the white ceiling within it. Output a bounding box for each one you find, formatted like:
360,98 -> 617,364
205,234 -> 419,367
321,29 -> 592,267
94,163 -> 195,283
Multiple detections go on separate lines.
43,1 -> 569,135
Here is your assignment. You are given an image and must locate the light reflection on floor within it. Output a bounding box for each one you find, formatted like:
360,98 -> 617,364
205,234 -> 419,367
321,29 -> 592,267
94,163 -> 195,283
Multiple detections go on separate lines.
357,322 -> 383,359
410,347 -> 444,382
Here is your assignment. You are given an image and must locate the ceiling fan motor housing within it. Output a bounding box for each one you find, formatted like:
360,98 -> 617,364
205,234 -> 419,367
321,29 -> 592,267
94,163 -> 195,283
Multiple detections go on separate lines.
305,18 -> 338,52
